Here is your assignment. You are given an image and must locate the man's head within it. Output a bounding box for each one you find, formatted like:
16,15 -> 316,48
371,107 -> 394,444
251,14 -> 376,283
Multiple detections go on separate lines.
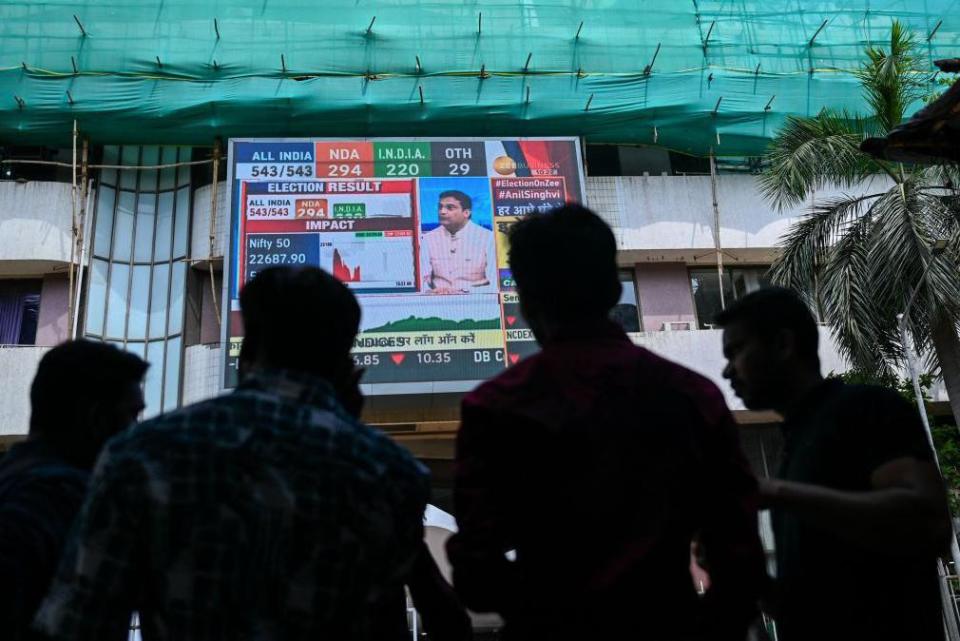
437,190 -> 472,233
30,340 -> 147,469
508,204 -> 621,341
716,287 -> 821,411
240,266 -> 361,387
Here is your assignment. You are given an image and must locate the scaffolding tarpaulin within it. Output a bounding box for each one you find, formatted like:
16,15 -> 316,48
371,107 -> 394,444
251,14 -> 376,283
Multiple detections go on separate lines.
0,1 -> 956,155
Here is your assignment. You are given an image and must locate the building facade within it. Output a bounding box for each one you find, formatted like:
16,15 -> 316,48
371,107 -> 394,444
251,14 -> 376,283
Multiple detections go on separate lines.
0,142 -> 859,467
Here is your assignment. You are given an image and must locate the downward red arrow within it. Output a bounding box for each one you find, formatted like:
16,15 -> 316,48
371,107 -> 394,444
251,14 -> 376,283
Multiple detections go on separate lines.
506,315 -> 517,326
390,353 -> 406,365
509,353 -> 520,365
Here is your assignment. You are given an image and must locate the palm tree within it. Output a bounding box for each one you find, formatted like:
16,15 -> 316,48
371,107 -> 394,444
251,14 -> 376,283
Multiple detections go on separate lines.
759,21 -> 960,426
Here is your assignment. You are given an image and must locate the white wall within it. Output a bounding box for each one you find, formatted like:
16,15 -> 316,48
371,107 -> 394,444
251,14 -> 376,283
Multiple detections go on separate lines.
0,346 -> 49,435
182,344 -> 224,406
586,174 -> 892,255
0,181 -> 75,273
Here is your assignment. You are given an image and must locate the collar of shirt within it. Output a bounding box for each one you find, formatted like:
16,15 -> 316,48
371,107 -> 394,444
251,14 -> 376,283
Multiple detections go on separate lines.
0,438 -> 88,494
237,368 -> 341,412
440,220 -> 477,239
541,318 -> 631,348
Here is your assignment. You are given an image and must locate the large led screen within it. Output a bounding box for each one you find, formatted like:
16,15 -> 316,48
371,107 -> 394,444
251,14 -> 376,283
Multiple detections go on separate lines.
223,137 -> 586,394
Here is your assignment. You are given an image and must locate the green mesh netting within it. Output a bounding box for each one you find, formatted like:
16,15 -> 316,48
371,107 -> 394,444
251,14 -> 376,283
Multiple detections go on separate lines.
0,1 -> 956,155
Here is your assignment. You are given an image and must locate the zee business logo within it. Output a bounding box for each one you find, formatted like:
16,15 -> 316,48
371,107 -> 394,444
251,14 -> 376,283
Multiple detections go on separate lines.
492,155 -> 561,176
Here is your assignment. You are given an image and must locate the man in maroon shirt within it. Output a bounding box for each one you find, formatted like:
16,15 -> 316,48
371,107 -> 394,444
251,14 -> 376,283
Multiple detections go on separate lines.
446,205 -> 766,641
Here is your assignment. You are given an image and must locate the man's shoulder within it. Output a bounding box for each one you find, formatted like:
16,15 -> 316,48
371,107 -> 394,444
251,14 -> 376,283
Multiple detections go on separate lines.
423,226 -> 445,240
630,344 -> 731,416
631,342 -> 718,386
125,392 -> 425,477
817,381 -> 914,420
0,446 -> 87,511
118,395 -> 241,441
463,350 -> 544,410
466,221 -> 493,237
108,391 -> 427,488
100,393 -> 277,465
801,381 -> 931,463
351,421 -> 430,481
836,381 -> 908,404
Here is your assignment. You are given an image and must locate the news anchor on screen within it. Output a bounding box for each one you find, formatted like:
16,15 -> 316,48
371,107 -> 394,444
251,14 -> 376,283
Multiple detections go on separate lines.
421,190 -> 496,294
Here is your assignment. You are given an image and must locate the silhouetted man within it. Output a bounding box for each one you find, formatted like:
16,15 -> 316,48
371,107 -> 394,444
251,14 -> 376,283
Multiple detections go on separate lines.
34,267 -> 430,641
0,340 -> 146,641
447,204 -> 766,641
242,310 -> 471,641
717,287 -> 950,641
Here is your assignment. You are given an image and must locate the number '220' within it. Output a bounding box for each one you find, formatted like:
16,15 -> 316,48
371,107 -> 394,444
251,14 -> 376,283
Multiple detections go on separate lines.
385,163 -> 420,176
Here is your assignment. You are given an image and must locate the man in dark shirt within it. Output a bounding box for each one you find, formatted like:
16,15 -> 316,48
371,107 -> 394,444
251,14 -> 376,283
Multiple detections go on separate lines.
717,286 -> 950,641
447,204 -> 766,641
0,340 -> 147,641
34,267 -> 430,641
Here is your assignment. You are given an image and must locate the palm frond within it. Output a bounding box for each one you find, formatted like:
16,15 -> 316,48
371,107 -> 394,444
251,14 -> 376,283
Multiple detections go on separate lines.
769,192 -> 883,290
865,186 -> 930,311
759,112 -> 887,210
861,186 -> 960,364
911,194 -> 960,339
817,212 -> 895,373
856,20 -> 930,133
919,163 -> 960,191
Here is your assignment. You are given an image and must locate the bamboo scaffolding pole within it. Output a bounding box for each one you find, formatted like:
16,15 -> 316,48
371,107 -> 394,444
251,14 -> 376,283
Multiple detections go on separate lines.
67,121 -> 78,334
709,151 -> 726,310
209,141 -> 222,329
1,158 -> 214,170
72,139 -> 90,338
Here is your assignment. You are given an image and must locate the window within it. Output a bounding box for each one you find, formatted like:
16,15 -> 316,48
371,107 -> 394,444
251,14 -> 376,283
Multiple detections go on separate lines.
0,147 -> 73,182
584,144 -> 711,177
610,269 -> 641,332
185,267 -> 223,347
0,280 -> 41,345
84,146 -> 192,418
689,267 -> 771,329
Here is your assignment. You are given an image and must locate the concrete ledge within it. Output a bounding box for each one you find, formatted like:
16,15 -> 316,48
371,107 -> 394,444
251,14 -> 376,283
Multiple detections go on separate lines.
0,181 -> 75,271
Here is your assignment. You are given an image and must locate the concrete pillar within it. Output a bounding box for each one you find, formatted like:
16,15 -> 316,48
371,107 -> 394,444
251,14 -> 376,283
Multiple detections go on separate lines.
199,272 -> 222,345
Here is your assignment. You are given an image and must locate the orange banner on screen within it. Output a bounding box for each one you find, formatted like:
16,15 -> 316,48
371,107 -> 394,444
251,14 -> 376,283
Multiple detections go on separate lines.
295,199 -> 328,218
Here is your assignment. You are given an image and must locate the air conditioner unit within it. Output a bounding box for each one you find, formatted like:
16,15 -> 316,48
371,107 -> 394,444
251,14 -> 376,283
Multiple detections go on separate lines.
662,321 -> 692,331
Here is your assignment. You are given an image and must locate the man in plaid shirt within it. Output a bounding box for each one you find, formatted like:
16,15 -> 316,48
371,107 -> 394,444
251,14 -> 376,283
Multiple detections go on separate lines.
35,266 -> 430,641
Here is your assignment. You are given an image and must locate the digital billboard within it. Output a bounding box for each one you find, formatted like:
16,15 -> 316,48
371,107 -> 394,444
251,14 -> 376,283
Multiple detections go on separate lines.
223,137 -> 586,393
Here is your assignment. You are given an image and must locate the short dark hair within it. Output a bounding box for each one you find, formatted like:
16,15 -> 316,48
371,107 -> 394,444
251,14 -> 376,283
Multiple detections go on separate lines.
30,340 -> 148,436
240,266 -> 361,377
714,286 -> 820,362
439,190 -> 472,211
508,204 -> 621,321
